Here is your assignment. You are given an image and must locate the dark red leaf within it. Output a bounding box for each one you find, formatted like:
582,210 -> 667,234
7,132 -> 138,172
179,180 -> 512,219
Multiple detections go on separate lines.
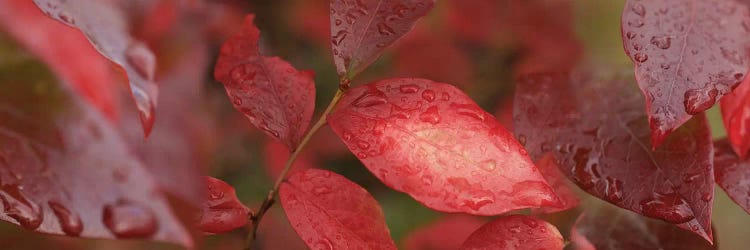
392,27 -> 474,87
279,169 -> 396,249
459,215 -> 564,250
330,0 -> 435,78
0,51 -> 191,246
621,0 -> 750,147
532,154 -> 580,214
287,0 -> 331,47
0,0 -> 119,121
263,140 -> 315,180
443,0 -> 501,46
215,15 -> 316,150
572,200 -> 716,250
328,78 -> 561,215
714,139 -> 750,215
33,0 -> 161,137
720,78 -> 750,158
402,215 -> 486,250
514,73 -> 715,242
198,177 -> 250,234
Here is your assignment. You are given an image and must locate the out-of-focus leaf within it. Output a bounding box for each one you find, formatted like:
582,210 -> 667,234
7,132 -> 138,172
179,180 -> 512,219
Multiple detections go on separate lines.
279,169 -> 396,249
0,0 -> 118,120
198,177 -> 250,234
720,78 -> 750,158
459,215 -> 564,250
330,0 -> 435,78
514,72 -> 714,242
328,78 -> 562,215
392,27 -> 473,88
572,200 -> 716,250
621,0 -> 750,147
714,139 -> 750,215
263,140 -> 315,180
402,215 -> 486,250
33,0 -> 161,137
215,15 -> 316,150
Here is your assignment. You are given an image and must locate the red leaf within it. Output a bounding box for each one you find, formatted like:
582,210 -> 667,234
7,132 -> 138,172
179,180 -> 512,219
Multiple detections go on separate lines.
514,73 -> 715,242
287,0 -> 331,47
720,78 -> 750,158
443,0 -> 501,46
215,15 -> 316,150
392,27 -> 474,87
0,54 -> 191,246
264,140 -> 315,180
279,169 -> 396,250
402,215 -> 486,250
198,177 -> 250,234
714,139 -> 750,215
621,0 -> 750,147
459,215 -> 564,250
572,201 -> 716,250
0,0 -> 118,121
328,78 -> 561,215
330,0 -> 435,78
532,154 -> 580,214
33,0 -> 161,137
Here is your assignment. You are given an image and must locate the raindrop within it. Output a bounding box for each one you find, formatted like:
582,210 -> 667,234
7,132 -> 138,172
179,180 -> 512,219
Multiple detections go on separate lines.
626,31 -> 637,39
125,42 -> 156,80
650,36 -> 671,49
49,201 -> 83,236
377,23 -> 395,36
312,186 -> 332,195
517,135 -> 527,146
0,185 -> 42,230
357,141 -> 370,149
479,160 -> 497,172
508,225 -> 522,233
683,87 -> 718,115
399,84 -> 420,93
604,177 -> 623,202
334,19 -> 342,26
351,88 -> 388,108
421,89 -> 436,102
103,201 -> 158,238
331,30 -> 348,46
314,238 -> 334,250
628,19 -> 645,28
419,106 -> 441,124
634,53 -> 649,63
639,192 -> 695,223
58,12 -> 73,24
631,3 -> 646,17
571,148 -> 598,189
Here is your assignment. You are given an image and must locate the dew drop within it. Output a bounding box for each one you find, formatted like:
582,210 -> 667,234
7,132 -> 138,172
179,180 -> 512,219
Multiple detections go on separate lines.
334,19 -> 342,26
628,19 -> 645,28
479,160 -> 497,172
634,53 -> 649,63
351,88 -> 388,108
314,238 -> 334,250
419,106 -> 441,124
721,47 -> 744,65
125,42 -> 156,80
604,177 -> 623,202
399,84 -> 420,93
683,87 -> 718,115
421,89 -> 436,102
0,185 -> 42,230
650,36 -> 671,49
701,192 -> 712,202
517,135 -> 527,146
58,12 -> 73,24
357,141 -> 370,149
508,225 -> 522,233
626,31 -> 637,39
631,3 -> 646,17
571,148 -> 598,189
312,186 -> 332,195
49,201 -> 83,236
639,192 -> 695,223
377,23 -> 395,36
103,202 -> 158,238
331,30 -> 348,46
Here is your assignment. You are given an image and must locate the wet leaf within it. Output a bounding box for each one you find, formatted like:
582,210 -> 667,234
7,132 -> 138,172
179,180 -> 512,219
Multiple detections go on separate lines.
402,215 -> 486,250
514,73 -> 714,242
0,0 -> 118,121
198,177 -> 250,234
621,0 -> 750,147
714,139 -> 750,215
0,48 -> 191,246
33,0 -> 161,137
330,0 -> 435,78
328,78 -> 562,215
459,215 -> 564,250
572,200 -> 716,250
279,169 -> 396,250
215,15 -> 316,150
720,78 -> 750,158
532,154 -> 580,214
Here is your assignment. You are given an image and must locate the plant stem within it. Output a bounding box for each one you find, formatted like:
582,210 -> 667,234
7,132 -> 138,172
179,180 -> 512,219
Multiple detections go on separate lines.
244,88 -> 345,249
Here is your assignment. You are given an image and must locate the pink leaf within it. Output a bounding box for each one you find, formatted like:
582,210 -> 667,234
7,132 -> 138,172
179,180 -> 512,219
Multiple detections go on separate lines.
459,215 -> 564,250
572,201 -> 716,250
0,52 -> 191,246
714,139 -> 750,215
33,0 -> 161,137
0,0 -> 118,121
514,73 -> 715,242
402,215 -> 486,250
328,78 -> 561,215
198,177 -> 250,234
215,15 -> 316,150
279,169 -> 396,250
621,0 -> 750,147
330,0 -> 435,78
720,77 -> 750,158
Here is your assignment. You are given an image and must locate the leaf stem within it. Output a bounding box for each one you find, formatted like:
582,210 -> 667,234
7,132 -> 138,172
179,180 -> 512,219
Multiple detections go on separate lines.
244,88 -> 346,249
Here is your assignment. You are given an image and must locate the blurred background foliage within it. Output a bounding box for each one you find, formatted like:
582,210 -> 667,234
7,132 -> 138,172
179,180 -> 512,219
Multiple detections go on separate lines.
0,0 -> 748,249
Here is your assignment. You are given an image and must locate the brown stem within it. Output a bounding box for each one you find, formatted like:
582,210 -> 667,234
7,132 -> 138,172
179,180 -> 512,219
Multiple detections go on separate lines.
244,88 -> 346,249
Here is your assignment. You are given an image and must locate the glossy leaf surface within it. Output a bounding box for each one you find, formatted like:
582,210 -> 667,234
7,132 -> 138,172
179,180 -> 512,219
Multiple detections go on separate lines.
0,53 -> 190,246
532,154 -> 580,214
572,200 -> 716,250
330,0 -> 435,78
0,0 -> 117,120
279,169 -> 396,250
215,15 -> 316,150
33,0 -> 161,136
329,78 -> 561,215
720,78 -> 750,158
459,215 -> 564,250
198,177 -> 250,234
402,215 -> 486,250
621,0 -> 750,146
514,73 -> 714,242
714,139 -> 750,215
